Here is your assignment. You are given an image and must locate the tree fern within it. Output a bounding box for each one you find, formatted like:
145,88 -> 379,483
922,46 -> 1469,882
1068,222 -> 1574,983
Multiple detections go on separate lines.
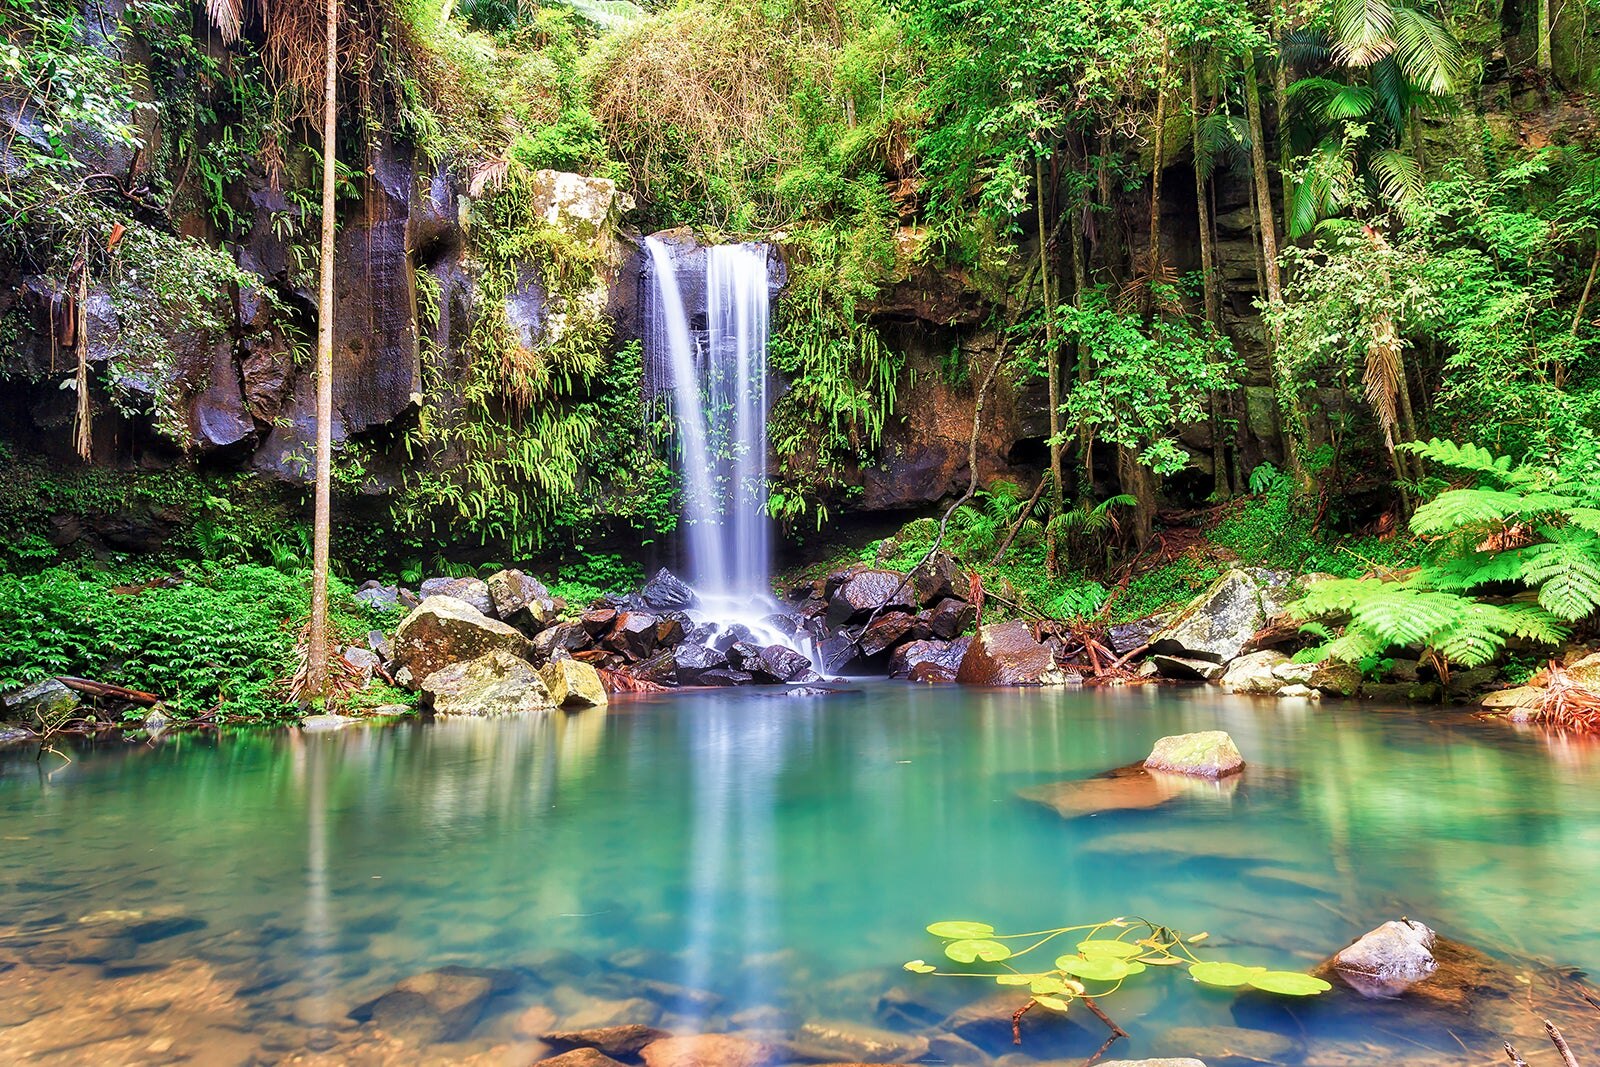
1518,533 -> 1600,620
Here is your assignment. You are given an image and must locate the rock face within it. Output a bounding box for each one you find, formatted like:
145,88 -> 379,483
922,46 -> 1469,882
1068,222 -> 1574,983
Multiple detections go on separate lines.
394,595 -> 531,681
1143,731 -> 1245,778
1148,568 -> 1293,667
541,659 -> 608,708
420,576 -> 496,617
421,650 -> 555,715
1331,918 -> 1439,998
955,621 -> 1064,686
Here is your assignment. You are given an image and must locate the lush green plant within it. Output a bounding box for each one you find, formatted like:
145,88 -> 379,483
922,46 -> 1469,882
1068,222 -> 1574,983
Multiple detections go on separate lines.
904,916 -> 1329,1022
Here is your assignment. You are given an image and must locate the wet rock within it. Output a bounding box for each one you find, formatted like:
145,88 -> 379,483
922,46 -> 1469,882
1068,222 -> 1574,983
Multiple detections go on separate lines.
1143,731 -> 1244,778
712,625 -> 757,653
545,1023 -> 670,1057
697,668 -> 755,686
1152,654 -> 1226,682
421,650 -> 555,715
926,1032 -> 988,1065
541,659 -> 608,708
488,569 -> 558,631
955,621 -> 1066,686
300,714 -> 359,733
751,645 -> 817,684
1218,650 -> 1291,694
420,576 -> 496,617
537,1048 -> 633,1067
725,641 -> 764,672
1109,612 -> 1175,655
1278,683 -> 1320,699
638,568 -> 698,612
1102,1061 -> 1207,1067
1,678 -> 81,723
1309,661 -> 1362,696
0,725 -> 33,746
827,570 -> 916,627
927,598 -> 977,640
1482,686 -> 1545,718
1153,1027 -> 1293,1063
859,612 -> 916,657
630,650 -> 679,686
672,644 -> 728,684
534,622 -> 594,663
641,1034 -> 780,1067
359,966 -> 498,1043
393,595 -> 530,682
582,608 -> 619,636
609,613 -> 661,661
1019,762 -> 1240,817
342,646 -> 382,681
655,616 -> 686,649
789,1020 -> 930,1063
888,638 -> 967,680
1148,568 -> 1294,664
1331,919 -> 1438,997
910,552 -> 965,605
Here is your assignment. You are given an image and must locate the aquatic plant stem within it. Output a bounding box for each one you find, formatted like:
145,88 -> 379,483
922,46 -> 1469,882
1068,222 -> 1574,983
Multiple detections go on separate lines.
1545,1020 -> 1581,1067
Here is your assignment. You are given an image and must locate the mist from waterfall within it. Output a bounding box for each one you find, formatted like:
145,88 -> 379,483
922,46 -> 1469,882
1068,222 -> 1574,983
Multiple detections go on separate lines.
643,237 -> 781,625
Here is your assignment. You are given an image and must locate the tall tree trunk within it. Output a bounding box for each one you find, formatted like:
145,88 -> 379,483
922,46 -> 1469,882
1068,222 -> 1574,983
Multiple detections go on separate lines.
307,0 -> 338,702
1144,38 -> 1170,315
1117,446 -> 1157,548
1538,0 -> 1553,74
1036,152 -> 1064,574
1244,54 -> 1306,485
1069,163 -> 1093,504
1190,52 -> 1229,499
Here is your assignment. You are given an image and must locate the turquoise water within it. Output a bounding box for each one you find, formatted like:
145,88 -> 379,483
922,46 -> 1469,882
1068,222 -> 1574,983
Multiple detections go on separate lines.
2,684 -> 1599,1064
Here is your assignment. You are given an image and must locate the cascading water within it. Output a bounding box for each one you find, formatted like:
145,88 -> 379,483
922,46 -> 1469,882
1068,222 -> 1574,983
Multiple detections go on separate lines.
643,237 -> 804,656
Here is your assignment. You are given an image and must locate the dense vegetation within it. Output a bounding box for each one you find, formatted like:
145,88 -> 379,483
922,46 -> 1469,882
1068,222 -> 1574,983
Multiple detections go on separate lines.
3,0 -> 1600,716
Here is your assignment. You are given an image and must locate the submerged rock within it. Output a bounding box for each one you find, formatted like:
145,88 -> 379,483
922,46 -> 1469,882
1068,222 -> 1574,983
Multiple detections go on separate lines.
393,595 -> 530,681
1020,762 -> 1240,817
420,576 -> 496,617
1143,731 -> 1244,778
545,1023 -> 670,1057
641,1034 -> 780,1067
537,1049 -> 633,1067
421,650 -> 555,715
300,714 -> 359,733
1103,1060 -> 1208,1067
955,621 -> 1065,686
355,966 -> 509,1043
1331,918 -> 1439,998
541,659 -> 608,708
1148,568 -> 1294,665
789,1019 -> 930,1063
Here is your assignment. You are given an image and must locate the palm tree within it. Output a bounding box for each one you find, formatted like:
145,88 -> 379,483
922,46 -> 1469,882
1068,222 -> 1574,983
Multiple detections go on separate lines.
207,0 -> 340,699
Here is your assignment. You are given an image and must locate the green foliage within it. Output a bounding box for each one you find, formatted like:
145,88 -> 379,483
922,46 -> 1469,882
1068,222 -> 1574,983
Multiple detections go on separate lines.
0,565 -> 376,721
1292,437 -> 1600,668
906,916 -> 1328,1019
539,552 -> 645,607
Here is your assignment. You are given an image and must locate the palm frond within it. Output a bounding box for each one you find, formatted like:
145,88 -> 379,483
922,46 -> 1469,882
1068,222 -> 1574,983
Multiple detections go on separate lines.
1390,6 -> 1461,96
1330,0 -> 1397,66
206,0 -> 245,43
1370,148 -> 1425,222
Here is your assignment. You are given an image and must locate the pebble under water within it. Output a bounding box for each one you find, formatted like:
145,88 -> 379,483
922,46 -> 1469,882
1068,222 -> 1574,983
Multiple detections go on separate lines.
2,684 -> 1599,1065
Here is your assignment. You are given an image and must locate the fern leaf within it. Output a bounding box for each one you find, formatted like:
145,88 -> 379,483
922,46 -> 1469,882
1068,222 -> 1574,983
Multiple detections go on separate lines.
1519,536 -> 1600,620
1348,588 -> 1466,647
1409,489 -> 1527,535
1564,507 -> 1600,533
1422,549 -> 1527,591
1321,625 -> 1386,664
1491,601 -> 1570,645
1400,438 -> 1539,486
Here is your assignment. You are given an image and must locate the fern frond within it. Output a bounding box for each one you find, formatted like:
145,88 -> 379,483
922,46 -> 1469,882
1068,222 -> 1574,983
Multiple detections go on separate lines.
1422,549 -> 1528,591
1399,438 -> 1540,487
1565,507 -> 1600,534
1492,601 -> 1570,645
1519,535 -> 1600,620
1321,625 -> 1386,664
1348,588 -> 1466,647
1410,488 -> 1528,535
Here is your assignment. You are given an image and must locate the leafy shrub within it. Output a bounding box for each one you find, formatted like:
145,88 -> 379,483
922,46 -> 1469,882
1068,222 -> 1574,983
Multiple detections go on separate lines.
0,565 -> 374,722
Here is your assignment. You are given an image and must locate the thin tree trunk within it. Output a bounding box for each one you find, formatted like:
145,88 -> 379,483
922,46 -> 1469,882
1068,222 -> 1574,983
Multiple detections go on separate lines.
1191,51 -> 1229,499
1396,348 -> 1423,480
1144,37 -> 1170,314
1245,54 -> 1305,484
1573,238 -> 1600,334
1538,0 -> 1553,74
1069,170 -> 1093,504
307,0 -> 338,702
1036,152 -> 1064,574
1274,0 -> 1294,231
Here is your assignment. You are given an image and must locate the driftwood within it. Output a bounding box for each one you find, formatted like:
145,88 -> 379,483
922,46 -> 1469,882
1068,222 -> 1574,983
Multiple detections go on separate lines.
1506,1020 -> 1584,1067
56,676 -> 163,706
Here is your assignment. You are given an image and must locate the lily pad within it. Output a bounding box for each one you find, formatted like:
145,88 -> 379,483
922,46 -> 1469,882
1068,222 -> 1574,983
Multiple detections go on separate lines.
1077,939 -> 1142,959
945,939 -> 1013,963
1031,995 -> 1072,1012
1189,961 -> 1268,987
1055,955 -> 1134,982
1248,970 -> 1332,996
995,973 -> 1035,986
1030,975 -> 1072,994
903,960 -> 936,974
927,921 -> 996,939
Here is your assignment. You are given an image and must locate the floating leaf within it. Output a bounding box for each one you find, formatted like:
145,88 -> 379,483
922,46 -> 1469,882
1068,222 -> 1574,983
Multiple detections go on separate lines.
1248,971 -> 1332,996
1189,961 -> 1268,987
928,921 -> 996,940
903,960 -> 936,974
1031,995 -> 1072,1012
1077,939 -> 1142,959
1056,956 -> 1133,982
1030,975 -> 1071,994
1141,955 -> 1186,966
995,974 -> 1035,986
945,939 -> 1013,963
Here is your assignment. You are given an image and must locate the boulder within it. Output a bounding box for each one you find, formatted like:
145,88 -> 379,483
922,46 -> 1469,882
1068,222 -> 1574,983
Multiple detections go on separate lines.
888,639 -> 967,680
1217,650 -> 1291,694
0,726 -> 35,746
354,581 -> 403,611
788,1020 -> 930,1063
638,568 -> 697,612
641,1034 -> 780,1067
541,659 -> 608,708
1309,661 -> 1362,696
909,552 -> 965,605
488,569 -> 558,631
1482,685 -> 1545,719
1331,918 -> 1438,998
1565,651 -> 1600,688
751,645 -> 817,684
827,570 -> 916,627
1148,568 -> 1294,664
859,612 -> 916,657
1143,731 -> 1244,779
673,644 -> 727,685
545,1024 -> 670,1057
1152,654 -> 1226,682
1108,612 -> 1175,655
927,598 -> 977,640
420,576 -> 496,617
655,616 -> 686,649
725,641 -> 764,672
1278,683 -> 1320,699
1020,762 -> 1240,818
608,613 -> 660,661
534,622 -> 594,662
536,1049 -> 632,1067
1269,659 -> 1317,685
357,966 -> 499,1043
955,621 -> 1066,686
421,650 -> 555,715
816,633 -> 861,674
581,607 -> 619,636
712,624 -> 757,652
697,668 -> 755,686
300,714 -> 359,733
0,678 -> 81,723
393,595 -> 530,681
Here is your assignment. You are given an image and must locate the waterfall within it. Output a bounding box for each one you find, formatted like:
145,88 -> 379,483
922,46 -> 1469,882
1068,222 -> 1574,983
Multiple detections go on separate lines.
644,237 -> 798,649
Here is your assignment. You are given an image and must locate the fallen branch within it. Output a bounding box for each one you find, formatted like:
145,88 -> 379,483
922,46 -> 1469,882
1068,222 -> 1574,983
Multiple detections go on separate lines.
57,676 -> 163,706
1546,1020 -> 1582,1067
1107,642 -> 1149,671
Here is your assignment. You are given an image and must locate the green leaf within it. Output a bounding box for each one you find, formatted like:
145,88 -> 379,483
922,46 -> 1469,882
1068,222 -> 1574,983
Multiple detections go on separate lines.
1189,961 -> 1268,987
1076,939 -> 1142,959
1248,971 -> 1333,996
1030,975 -> 1071,994
1055,956 -> 1133,982
994,973 -> 1035,986
945,939 -> 1013,963
927,921 -> 996,940
1031,995 -> 1072,1012
903,960 -> 936,974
